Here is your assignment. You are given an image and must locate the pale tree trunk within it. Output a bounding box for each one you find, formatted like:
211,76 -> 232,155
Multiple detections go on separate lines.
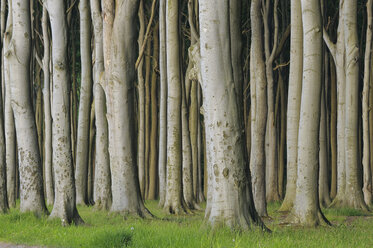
290,0 -> 329,226
324,1 -> 347,207
362,0 -> 373,206
250,0 -> 268,217
319,85 -> 331,207
0,0 -> 6,213
137,0 -> 146,198
75,0 -> 94,206
279,0 -> 302,212
200,0 -> 266,230
46,0 -> 83,225
91,0 -> 111,210
164,0 -> 186,214
4,0 -> 16,208
263,0 -> 280,203
158,0 -> 167,207
343,0 -> 368,210
148,23 -> 159,200
144,39 -> 151,199
8,0 -> 47,215
42,6 -> 54,206
104,0 -> 150,216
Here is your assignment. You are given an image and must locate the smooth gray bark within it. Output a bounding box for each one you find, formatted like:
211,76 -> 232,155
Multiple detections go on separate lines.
250,0 -> 268,217
75,0 -> 94,206
200,0 -> 266,230
46,0 -> 83,225
42,7 -> 54,206
8,0 -> 47,215
91,0 -> 111,210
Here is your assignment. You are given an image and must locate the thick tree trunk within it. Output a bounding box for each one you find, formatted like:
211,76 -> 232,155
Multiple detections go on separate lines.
158,0 -> 167,207
8,0 -> 47,215
105,0 -> 150,216
75,0 -> 94,206
362,0 -> 373,206
42,7 -> 54,206
200,0 -> 266,230
90,0 -> 111,211
46,0 -> 83,225
250,0 -> 268,217
290,0 -> 329,226
343,0 -> 368,210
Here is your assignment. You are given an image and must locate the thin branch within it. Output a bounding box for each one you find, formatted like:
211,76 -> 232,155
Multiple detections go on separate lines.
135,0 -> 158,70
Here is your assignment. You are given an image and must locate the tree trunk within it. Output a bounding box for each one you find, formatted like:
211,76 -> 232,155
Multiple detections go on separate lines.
200,0 -> 266,230
279,0 -> 303,213
343,0 -> 368,210
46,0 -> 83,225
362,0 -> 373,206
0,0 -> 6,213
263,0 -> 280,203
290,0 -> 329,226
75,0 -> 94,206
104,0 -> 150,216
319,84 -> 331,207
42,6 -> 54,206
330,55 -> 337,199
250,0 -> 268,217
137,0 -> 146,199
158,0 -> 167,207
8,0 -> 47,215
4,0 -> 16,208
90,0 -> 111,211
148,23 -> 159,200
164,0 -> 186,214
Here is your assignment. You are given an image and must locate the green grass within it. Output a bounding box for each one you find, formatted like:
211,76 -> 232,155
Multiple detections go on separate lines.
1,201 -> 373,247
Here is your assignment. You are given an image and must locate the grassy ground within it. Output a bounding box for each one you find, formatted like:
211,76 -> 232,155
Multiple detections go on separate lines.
0,201 -> 373,247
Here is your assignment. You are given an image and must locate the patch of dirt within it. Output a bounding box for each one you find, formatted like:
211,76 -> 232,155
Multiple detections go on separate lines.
0,243 -> 43,248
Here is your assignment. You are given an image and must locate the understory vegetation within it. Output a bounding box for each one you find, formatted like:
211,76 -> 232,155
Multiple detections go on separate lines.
1,202 -> 372,248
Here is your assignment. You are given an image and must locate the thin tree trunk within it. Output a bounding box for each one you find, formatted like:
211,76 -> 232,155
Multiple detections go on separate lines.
164,0 -> 186,214
91,0 -> 111,211
42,6 -> 54,206
279,0 -> 303,212
158,0 -> 167,207
330,55 -> 337,199
137,0 -> 146,199
148,23 -> 159,200
75,0 -> 94,206
362,0 -> 373,206
250,0 -> 268,217
4,0 -> 16,208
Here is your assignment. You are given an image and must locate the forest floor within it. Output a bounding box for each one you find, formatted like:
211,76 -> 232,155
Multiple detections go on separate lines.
0,201 -> 373,247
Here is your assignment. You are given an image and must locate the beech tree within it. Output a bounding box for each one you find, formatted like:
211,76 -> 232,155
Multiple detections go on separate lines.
290,0 -> 329,226
8,0 -> 46,215
200,0 -> 265,229
250,0 -> 268,217
75,0 -> 94,206
45,0 -> 83,224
